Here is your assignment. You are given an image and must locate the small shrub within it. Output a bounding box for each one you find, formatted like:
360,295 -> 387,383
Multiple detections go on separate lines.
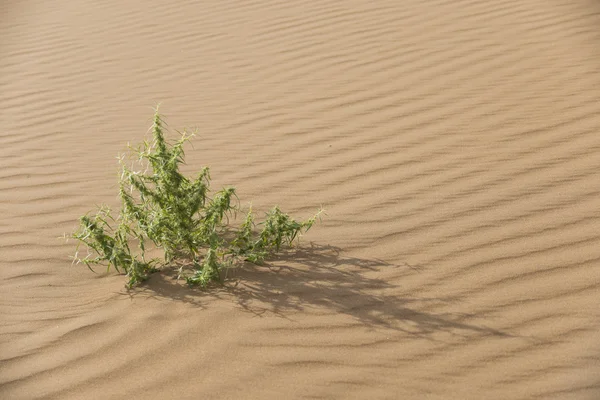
70,108 -> 323,288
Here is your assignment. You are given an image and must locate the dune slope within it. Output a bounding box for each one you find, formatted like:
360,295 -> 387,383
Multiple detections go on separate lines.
1,0 -> 600,399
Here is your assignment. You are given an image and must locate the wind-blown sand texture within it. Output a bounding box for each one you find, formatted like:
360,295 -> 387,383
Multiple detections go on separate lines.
2,0 -> 600,399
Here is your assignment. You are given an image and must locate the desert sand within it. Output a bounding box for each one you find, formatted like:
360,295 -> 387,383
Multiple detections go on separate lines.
2,0 -> 600,399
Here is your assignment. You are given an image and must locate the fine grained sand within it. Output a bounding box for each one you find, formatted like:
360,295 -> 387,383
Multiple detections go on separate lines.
2,1 -> 600,399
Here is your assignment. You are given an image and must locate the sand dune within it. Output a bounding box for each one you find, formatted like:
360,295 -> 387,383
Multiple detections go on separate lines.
2,0 -> 600,399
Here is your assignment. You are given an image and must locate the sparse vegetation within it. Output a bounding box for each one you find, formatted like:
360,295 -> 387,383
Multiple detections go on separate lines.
70,108 -> 323,287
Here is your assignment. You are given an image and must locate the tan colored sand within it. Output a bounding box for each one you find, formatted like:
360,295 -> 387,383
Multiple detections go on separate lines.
2,0 -> 600,399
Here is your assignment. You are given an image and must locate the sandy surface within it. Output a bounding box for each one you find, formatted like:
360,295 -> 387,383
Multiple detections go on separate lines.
2,0 -> 600,399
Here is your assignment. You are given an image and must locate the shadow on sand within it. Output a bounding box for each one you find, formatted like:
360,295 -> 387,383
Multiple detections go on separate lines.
130,243 -> 510,338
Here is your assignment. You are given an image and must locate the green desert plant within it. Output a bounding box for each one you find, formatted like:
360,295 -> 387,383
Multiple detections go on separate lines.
70,107 -> 323,288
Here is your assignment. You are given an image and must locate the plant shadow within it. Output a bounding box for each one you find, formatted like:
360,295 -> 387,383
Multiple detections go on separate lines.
133,243 -> 510,338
